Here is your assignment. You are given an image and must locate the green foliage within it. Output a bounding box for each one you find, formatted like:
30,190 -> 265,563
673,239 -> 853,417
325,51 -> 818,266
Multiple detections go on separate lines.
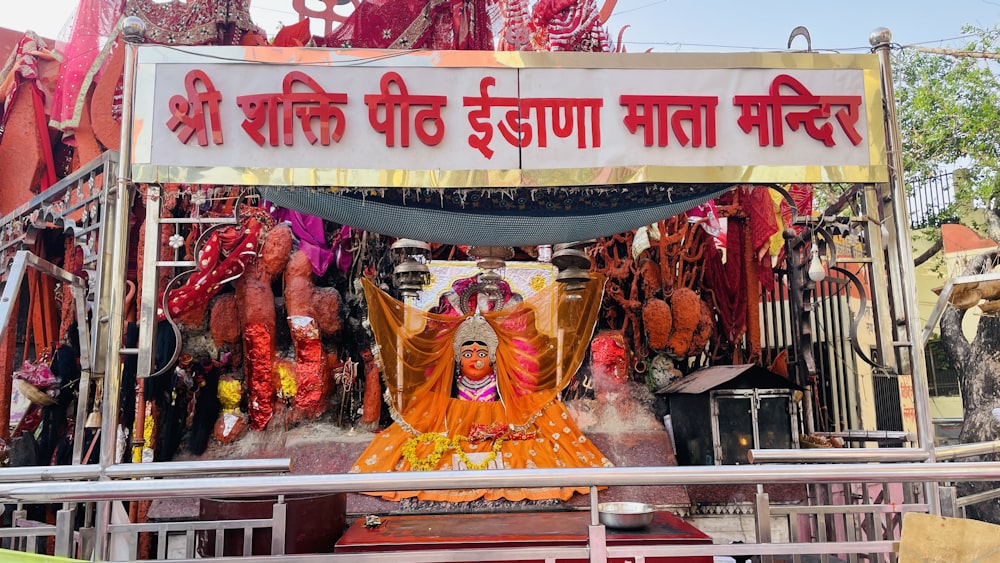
925,336 -> 952,372
893,26 -> 1000,211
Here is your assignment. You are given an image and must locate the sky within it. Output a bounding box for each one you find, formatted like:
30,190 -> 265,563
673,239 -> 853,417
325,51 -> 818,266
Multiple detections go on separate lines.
2,0 -> 997,52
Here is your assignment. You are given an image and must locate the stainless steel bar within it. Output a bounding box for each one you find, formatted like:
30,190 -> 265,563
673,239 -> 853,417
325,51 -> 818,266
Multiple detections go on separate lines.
872,30 -> 939,509
159,217 -> 237,224
938,486 -> 957,518
103,458 -> 292,478
95,22 -> 144,560
844,499 -> 858,563
770,504 -> 927,515
921,276 -> 955,347
271,501 -> 287,556
858,483 -> 874,563
935,440 -> 1000,461
0,458 -> 291,483
788,508 -> 801,563
748,449 -> 929,464
0,252 -> 28,342
241,524 -> 252,557
589,486 -> 598,526
113,540 -> 900,563
21,253 -> 87,286
184,529 -> 195,559
158,546 -> 594,563
0,466 -> 102,482
588,524 -> 607,563
136,184 -> 163,383
154,260 -> 195,268
6,462 -> 1000,502
954,486 -> 1000,508
755,492 -> 773,563
814,430 -> 912,441
54,505 -> 75,558
72,283 -> 93,465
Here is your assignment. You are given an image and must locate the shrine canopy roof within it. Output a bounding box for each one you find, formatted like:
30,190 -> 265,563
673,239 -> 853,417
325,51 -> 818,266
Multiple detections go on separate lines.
663,364 -> 803,394
131,47 -> 888,245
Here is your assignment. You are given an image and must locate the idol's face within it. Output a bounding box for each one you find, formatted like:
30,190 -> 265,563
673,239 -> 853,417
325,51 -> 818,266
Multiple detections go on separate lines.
459,342 -> 492,380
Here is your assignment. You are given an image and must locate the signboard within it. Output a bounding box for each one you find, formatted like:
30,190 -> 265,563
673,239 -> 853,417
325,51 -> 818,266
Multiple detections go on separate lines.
131,47 -> 888,187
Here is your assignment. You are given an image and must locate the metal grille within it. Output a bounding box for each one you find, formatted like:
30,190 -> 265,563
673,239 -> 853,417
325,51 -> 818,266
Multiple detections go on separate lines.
924,340 -> 960,397
907,171 -> 957,230
760,269 -> 859,433
872,374 -> 904,433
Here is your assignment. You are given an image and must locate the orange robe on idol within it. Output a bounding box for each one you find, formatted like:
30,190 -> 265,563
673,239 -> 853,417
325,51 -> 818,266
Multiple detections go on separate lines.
350,275 -> 612,502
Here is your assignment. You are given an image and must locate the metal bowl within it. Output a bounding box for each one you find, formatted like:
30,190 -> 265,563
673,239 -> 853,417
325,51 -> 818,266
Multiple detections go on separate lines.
597,502 -> 654,529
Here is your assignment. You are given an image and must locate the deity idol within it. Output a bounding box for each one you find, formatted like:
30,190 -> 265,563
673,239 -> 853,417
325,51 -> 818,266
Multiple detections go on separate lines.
350,274 -> 612,502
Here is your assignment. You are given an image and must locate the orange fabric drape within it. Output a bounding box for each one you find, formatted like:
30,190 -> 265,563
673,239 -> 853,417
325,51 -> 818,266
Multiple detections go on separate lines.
26,264 -> 59,359
350,275 -> 612,502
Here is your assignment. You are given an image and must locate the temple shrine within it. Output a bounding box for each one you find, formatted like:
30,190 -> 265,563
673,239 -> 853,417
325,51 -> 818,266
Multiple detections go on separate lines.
0,1 -> 957,561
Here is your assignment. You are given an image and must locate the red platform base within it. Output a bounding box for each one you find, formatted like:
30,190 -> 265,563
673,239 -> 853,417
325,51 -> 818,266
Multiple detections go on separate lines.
335,510 -> 712,563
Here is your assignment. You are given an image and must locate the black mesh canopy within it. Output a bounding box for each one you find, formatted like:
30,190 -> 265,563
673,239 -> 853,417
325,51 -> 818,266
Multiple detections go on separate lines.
260,184 -> 733,245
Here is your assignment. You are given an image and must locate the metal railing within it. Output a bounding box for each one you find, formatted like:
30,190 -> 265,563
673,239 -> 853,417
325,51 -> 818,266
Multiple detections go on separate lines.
1,461 -> 999,562
0,458 -> 292,560
935,440 -> 1000,519
907,170 -> 958,230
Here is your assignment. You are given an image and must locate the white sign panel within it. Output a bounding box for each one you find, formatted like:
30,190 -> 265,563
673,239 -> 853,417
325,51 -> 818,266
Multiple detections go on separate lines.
130,47 -> 887,186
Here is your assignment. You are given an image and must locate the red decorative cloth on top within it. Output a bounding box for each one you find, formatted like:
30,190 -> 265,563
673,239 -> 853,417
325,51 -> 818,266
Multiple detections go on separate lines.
124,0 -> 260,46
321,0 -> 493,50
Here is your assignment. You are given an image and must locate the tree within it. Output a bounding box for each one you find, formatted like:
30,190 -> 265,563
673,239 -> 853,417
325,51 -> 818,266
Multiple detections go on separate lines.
894,26 -> 1000,523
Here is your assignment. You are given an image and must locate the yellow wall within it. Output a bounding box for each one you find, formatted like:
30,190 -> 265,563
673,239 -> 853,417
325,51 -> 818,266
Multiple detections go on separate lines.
910,227 -> 987,422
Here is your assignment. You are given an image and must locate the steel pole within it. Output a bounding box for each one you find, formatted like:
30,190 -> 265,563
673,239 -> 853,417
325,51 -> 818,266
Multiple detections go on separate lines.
94,17 -> 146,560
5,462 -> 1000,502
870,27 -> 939,512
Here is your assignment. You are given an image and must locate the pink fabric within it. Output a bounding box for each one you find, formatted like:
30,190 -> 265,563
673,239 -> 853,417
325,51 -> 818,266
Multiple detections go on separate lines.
50,0 -> 124,132
429,274 -> 519,317
529,0 -> 609,51
123,0 -> 259,46
269,206 -> 335,276
687,200 -> 725,248
321,0 -> 493,50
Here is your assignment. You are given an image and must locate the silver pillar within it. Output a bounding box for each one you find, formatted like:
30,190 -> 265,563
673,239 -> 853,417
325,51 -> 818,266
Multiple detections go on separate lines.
870,27 -> 939,511
94,16 -> 146,560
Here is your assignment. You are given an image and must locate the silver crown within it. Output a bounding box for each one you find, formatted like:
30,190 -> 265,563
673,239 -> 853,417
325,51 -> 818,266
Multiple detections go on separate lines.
452,313 -> 498,363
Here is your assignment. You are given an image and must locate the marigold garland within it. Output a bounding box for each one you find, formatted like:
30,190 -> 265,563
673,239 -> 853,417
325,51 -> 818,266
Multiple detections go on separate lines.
402,432 -> 505,471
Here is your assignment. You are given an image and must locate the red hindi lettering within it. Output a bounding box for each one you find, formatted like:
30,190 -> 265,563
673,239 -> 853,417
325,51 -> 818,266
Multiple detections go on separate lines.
236,93 -> 280,146
831,97 -> 863,146
165,69 -> 224,146
733,74 -> 864,147
463,76 -> 518,159
497,106 -> 528,149
620,95 -> 718,148
282,71 -> 348,146
236,71 -> 349,147
364,71 -> 447,147
491,97 -> 602,150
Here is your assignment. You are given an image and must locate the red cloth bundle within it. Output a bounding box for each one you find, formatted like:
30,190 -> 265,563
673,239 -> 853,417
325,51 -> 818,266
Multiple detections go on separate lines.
289,316 -> 327,419
244,323 -> 275,430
